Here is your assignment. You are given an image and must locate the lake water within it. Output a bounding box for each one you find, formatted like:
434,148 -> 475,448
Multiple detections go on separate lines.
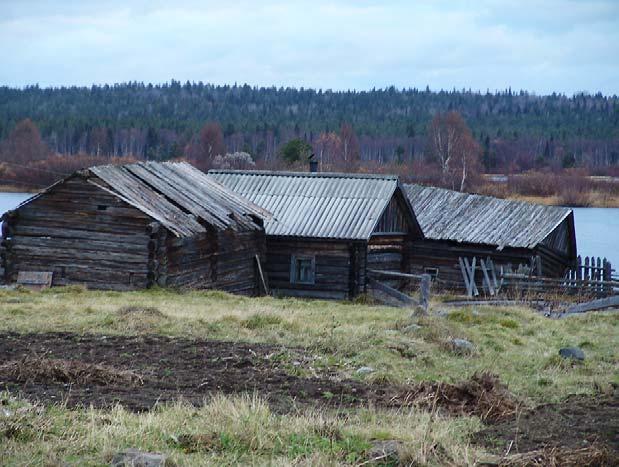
0,192 -> 33,219
0,193 -> 617,269
572,208 -> 619,268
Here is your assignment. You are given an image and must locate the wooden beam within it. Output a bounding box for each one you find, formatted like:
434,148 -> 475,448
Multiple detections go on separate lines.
255,254 -> 270,295
367,277 -> 417,307
367,268 -> 425,279
564,296 -> 619,314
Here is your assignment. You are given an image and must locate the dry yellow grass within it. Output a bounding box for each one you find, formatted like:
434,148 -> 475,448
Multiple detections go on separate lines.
1,286 -> 617,465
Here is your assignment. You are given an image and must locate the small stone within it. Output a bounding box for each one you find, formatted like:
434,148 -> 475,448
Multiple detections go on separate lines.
403,324 -> 422,332
356,366 -> 374,375
450,338 -> 474,355
292,360 -> 301,367
559,347 -> 585,361
1,408 -> 13,418
367,440 -> 401,463
110,448 -> 167,467
435,309 -> 450,318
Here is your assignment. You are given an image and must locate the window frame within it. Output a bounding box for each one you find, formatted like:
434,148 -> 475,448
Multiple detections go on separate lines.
290,255 -> 316,285
424,267 -> 439,280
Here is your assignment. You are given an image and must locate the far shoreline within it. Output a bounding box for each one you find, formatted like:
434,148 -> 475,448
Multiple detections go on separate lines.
1,185 -> 618,208
501,194 -> 619,209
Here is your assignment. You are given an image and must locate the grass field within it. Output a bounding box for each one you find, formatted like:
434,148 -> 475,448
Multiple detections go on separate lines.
1,286 -> 617,465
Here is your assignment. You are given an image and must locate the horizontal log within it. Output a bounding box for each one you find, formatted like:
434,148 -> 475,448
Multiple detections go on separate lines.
10,236 -> 148,255
8,224 -> 151,245
272,288 -> 347,300
367,269 -> 426,280
10,245 -> 148,264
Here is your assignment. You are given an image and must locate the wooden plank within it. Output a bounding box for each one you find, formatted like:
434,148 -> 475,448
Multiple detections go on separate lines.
254,255 -> 269,295
459,257 -> 471,296
367,269 -> 425,279
367,277 -> 416,306
564,296 -> 619,314
17,271 -> 53,290
480,258 -> 495,296
418,274 -> 431,314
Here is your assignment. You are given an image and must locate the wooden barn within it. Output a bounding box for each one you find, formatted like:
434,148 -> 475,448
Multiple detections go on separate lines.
403,184 -> 577,288
209,170 -> 423,300
1,162 -> 269,293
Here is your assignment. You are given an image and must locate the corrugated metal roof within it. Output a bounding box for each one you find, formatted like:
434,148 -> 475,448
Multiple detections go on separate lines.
209,170 -> 404,240
404,184 -> 573,250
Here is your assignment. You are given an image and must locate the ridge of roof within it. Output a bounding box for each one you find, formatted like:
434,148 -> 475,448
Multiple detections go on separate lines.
407,183 -> 572,214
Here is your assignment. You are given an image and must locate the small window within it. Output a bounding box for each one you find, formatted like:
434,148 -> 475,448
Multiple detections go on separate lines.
290,255 -> 315,284
424,267 -> 439,280
97,205 -> 108,211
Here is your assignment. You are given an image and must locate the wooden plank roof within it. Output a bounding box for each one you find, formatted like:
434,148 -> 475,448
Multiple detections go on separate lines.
209,170 -> 419,240
91,162 -> 270,237
404,184 -> 573,250
13,161 -> 269,238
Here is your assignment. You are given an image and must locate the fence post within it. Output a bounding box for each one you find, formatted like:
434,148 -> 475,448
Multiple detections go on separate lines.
418,274 -> 431,315
603,258 -> 611,295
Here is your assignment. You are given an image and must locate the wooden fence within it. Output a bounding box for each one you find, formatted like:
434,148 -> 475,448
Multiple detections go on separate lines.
458,255 -> 617,298
367,269 -> 431,312
564,255 -> 614,293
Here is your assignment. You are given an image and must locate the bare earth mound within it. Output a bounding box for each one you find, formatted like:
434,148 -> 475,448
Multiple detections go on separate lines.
392,372 -> 521,422
476,393 -> 619,465
499,444 -> 615,467
0,356 -> 143,386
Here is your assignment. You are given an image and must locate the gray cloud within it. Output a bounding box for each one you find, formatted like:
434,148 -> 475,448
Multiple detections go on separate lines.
0,0 -> 617,94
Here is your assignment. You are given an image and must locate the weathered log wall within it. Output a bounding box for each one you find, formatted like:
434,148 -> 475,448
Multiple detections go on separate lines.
157,228 -> 265,295
215,229 -> 266,295
265,238 -> 365,300
1,178 -> 152,290
367,234 -> 409,289
1,176 -> 266,294
407,238 -> 573,292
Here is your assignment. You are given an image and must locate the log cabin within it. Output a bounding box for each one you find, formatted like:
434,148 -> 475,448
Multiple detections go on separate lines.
403,184 -> 577,289
1,162 -> 270,293
209,170 -> 424,300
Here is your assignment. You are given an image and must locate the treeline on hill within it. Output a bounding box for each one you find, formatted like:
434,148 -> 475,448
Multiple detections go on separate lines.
0,82 -> 618,196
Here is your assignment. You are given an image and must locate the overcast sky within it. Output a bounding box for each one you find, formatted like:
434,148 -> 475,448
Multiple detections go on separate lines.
1,0 -> 618,95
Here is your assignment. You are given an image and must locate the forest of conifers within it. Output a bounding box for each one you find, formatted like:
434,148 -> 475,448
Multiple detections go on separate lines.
1,81 -> 618,177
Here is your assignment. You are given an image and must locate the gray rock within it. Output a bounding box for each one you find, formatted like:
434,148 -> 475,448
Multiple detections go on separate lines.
450,338 -> 475,355
367,440 -> 401,463
435,309 -> 450,318
110,449 -> 167,467
559,347 -> 585,361
403,324 -> 422,332
356,366 -> 374,375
